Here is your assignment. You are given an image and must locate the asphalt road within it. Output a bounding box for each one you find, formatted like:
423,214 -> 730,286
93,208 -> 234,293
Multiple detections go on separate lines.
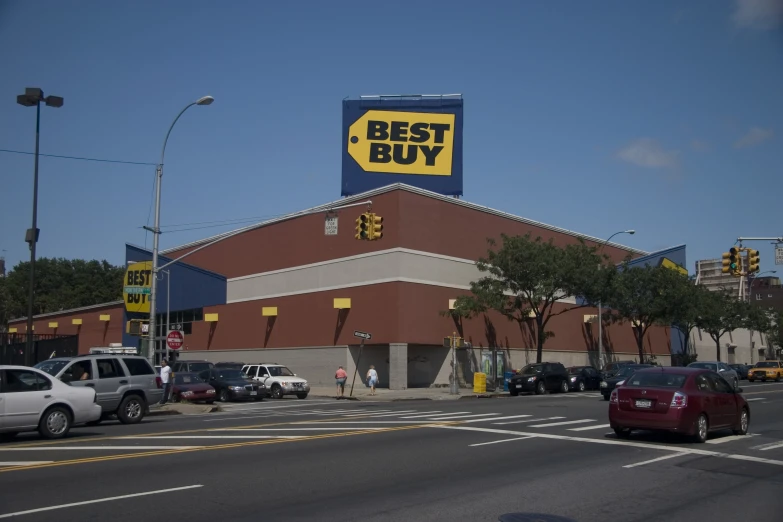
2,382 -> 783,522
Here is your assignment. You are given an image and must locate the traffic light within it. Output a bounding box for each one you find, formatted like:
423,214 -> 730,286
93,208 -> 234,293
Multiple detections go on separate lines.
747,249 -> 760,273
368,213 -> 383,240
126,319 -> 148,336
355,213 -> 370,240
729,247 -> 740,276
721,251 -> 732,274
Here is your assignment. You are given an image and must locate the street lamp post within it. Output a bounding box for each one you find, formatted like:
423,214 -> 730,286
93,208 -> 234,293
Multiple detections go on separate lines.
146,96 -> 213,364
597,229 -> 635,370
16,88 -> 63,366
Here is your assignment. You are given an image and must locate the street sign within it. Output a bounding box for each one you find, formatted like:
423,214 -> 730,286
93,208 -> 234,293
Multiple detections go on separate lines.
166,330 -> 184,350
169,323 -> 183,331
776,246 -> 783,266
353,330 -> 371,340
325,216 -> 338,236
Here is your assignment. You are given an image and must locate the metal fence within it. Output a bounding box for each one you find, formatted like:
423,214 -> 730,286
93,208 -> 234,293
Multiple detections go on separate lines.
0,333 -> 79,366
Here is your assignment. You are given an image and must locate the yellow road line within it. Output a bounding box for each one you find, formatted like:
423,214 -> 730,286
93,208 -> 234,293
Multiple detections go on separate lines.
0,425 -> 429,474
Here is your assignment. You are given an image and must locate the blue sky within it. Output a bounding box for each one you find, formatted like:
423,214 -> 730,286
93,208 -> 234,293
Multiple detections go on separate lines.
1,0 -> 781,276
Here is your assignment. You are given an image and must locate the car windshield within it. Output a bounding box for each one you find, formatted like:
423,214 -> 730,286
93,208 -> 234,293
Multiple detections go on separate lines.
175,373 -> 205,385
626,372 -> 687,388
567,367 -> 585,374
218,369 -> 246,380
616,367 -> 642,378
754,362 -> 779,368
33,360 -> 69,376
688,362 -> 717,370
520,364 -> 543,375
267,366 -> 295,377
188,363 -> 213,372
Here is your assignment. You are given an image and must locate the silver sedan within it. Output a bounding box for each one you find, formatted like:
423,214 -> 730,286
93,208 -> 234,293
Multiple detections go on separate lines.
687,361 -> 740,389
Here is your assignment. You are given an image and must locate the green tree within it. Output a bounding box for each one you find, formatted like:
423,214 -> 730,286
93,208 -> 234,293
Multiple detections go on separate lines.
667,279 -> 707,357
695,290 -> 750,362
764,310 -> 783,354
2,258 -> 124,320
450,234 -> 606,364
604,264 -> 688,363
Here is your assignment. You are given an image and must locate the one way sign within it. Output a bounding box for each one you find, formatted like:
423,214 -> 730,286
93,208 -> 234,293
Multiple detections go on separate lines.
353,331 -> 372,340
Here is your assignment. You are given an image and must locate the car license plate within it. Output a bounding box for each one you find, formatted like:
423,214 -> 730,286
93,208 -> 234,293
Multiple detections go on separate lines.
515,384 -> 522,389
250,391 -> 257,396
635,399 -> 652,408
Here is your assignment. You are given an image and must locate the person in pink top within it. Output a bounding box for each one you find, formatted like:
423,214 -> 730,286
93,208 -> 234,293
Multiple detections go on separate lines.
335,366 -> 348,397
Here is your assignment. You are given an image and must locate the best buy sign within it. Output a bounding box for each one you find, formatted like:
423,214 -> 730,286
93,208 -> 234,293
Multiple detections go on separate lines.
347,110 -> 455,176
123,261 -> 152,313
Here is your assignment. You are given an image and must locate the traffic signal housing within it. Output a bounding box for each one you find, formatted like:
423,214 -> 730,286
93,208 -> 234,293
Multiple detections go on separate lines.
355,213 -> 370,240
747,249 -> 760,273
729,247 -> 741,276
721,251 -> 732,274
369,213 -> 383,241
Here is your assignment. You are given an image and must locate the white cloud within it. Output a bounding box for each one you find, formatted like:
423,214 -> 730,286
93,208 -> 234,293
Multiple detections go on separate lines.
734,127 -> 774,148
732,0 -> 783,30
616,138 -> 679,169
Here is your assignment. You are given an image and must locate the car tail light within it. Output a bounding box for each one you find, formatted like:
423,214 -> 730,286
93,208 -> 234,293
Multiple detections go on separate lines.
610,389 -> 618,403
670,392 -> 687,408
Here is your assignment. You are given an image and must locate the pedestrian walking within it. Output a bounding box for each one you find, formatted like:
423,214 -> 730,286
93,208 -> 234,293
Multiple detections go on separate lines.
366,365 -> 378,395
159,359 -> 173,405
335,366 -> 348,398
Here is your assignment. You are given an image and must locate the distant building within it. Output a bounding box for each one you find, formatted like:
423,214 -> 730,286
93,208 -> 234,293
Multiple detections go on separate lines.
750,277 -> 783,312
694,258 -> 749,296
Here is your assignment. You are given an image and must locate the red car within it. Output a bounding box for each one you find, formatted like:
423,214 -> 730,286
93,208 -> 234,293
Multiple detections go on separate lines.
171,372 -> 217,403
608,367 -> 750,443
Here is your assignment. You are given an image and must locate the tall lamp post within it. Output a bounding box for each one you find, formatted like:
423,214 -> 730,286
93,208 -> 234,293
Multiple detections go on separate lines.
597,229 -> 635,370
146,96 -> 213,364
16,88 -> 63,366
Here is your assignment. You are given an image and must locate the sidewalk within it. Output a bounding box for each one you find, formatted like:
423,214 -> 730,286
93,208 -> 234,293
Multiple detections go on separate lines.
307,385 -> 510,401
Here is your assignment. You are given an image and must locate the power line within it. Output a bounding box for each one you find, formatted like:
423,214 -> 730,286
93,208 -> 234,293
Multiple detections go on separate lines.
0,148 -> 156,166
160,215 -> 282,229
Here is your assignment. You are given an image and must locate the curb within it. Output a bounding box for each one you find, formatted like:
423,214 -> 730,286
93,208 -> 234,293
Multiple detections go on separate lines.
460,393 -> 511,399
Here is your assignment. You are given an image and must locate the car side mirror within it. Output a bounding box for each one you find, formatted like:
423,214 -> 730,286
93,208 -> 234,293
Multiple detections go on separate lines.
294,374 -> 297,377
736,387 -> 743,394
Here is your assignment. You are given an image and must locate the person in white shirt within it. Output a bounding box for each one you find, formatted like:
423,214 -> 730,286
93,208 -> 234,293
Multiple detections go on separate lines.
159,359 -> 173,405
366,365 -> 378,395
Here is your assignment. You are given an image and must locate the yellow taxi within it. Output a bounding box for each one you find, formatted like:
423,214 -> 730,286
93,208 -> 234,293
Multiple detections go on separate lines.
748,361 -> 783,382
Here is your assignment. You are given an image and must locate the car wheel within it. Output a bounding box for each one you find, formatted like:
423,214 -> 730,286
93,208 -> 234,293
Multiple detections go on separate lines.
509,388 -> 519,396
748,378 -> 755,383
39,406 -> 71,439
205,400 -> 215,405
733,407 -> 749,436
559,380 -> 569,393
693,413 -> 709,443
118,395 -> 145,425
218,389 -> 230,402
297,393 -> 308,400
271,385 -> 283,399
535,381 -> 546,395
614,428 -> 630,439
578,381 -> 586,392
602,393 -> 610,401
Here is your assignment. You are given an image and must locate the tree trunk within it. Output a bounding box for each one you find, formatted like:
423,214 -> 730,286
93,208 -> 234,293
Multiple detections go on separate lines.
634,324 -> 645,363
715,337 -> 721,362
536,321 -> 545,363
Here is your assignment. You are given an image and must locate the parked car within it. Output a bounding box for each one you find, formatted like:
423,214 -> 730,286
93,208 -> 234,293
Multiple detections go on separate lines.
1,365 -> 102,440
215,362 -> 245,370
34,355 -> 162,424
508,362 -> 570,395
687,361 -> 740,389
241,363 -> 310,399
600,364 -> 652,400
198,368 -> 266,402
566,366 -> 602,392
601,360 -> 637,379
171,360 -> 214,374
609,366 -> 750,443
729,364 -> 751,380
171,373 -> 216,403
748,361 -> 783,382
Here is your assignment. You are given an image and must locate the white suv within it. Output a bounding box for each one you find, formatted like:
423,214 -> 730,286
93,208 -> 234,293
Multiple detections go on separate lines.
241,363 -> 310,399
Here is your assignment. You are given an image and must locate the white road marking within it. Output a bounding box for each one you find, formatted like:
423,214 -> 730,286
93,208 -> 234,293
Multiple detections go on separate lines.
339,410 -> 419,417
493,416 -> 566,425
755,441 -> 783,451
431,425 -> 783,467
0,461 -> 54,466
0,446 -> 202,451
463,415 -> 532,423
0,485 -> 203,519
421,413 -> 500,421
469,436 -> 535,447
400,412 -> 471,419
623,454 -> 686,468
568,424 -> 611,432
705,434 -> 758,444
739,382 -> 783,389
209,427 -> 384,431
745,398 -> 765,402
529,419 -> 596,428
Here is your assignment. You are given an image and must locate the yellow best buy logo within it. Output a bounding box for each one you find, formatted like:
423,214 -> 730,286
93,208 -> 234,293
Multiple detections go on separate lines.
123,261 -> 153,314
659,257 -> 688,276
347,110 -> 455,176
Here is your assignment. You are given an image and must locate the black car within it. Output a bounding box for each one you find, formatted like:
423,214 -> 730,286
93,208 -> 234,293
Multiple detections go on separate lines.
215,362 -> 245,370
729,364 -> 751,380
601,360 -> 637,379
172,360 -> 215,374
600,364 -> 652,400
198,368 -> 266,402
509,362 -> 570,395
566,366 -> 602,392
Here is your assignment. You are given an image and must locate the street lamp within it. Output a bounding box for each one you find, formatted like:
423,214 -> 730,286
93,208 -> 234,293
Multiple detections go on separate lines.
146,96 -> 213,364
16,87 -> 64,366
597,229 -> 635,370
